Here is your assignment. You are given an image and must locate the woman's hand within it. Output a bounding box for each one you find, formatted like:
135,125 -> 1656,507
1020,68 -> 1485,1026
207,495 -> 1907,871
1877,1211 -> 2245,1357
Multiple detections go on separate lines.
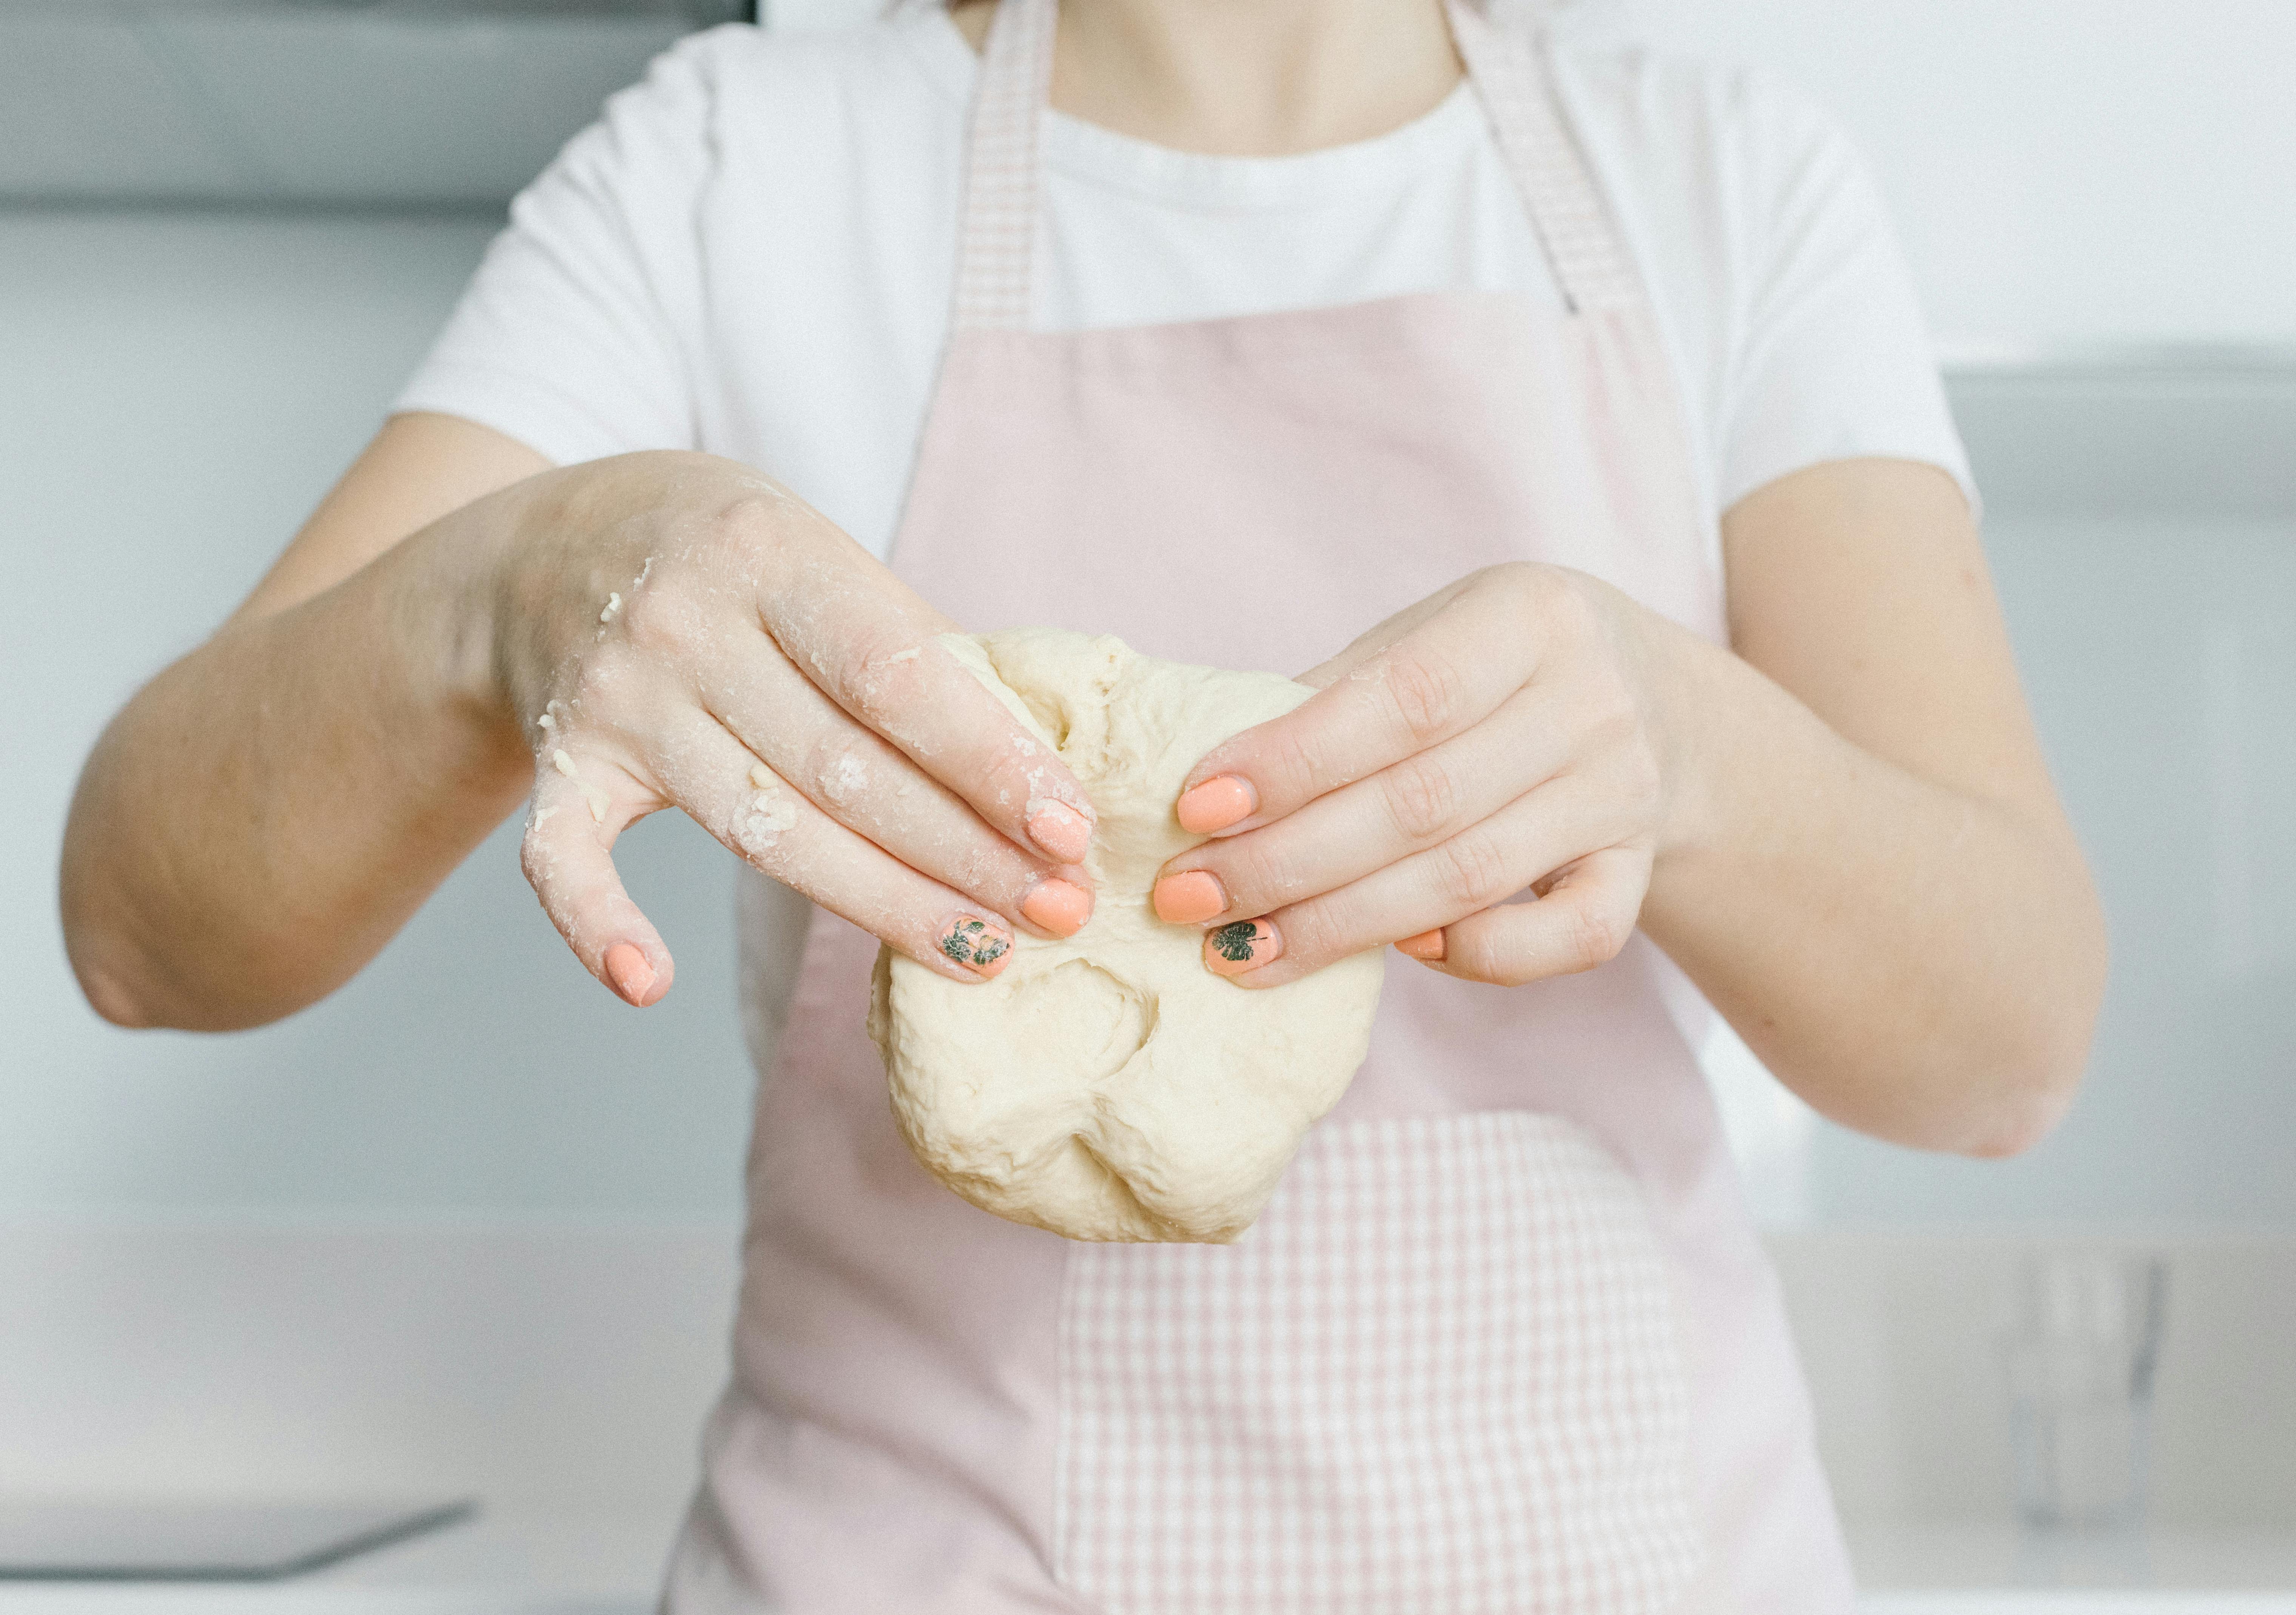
1148,563 -> 1676,988
494,452 -> 1100,1005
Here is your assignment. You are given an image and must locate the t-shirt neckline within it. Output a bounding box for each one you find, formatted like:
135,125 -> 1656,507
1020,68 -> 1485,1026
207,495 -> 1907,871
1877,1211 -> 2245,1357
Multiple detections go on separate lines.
901,5 -> 1487,212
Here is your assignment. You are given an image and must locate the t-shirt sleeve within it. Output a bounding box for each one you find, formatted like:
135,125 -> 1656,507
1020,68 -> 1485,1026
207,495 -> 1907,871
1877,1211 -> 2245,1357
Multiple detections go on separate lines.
1716,69 -> 1975,515
392,31 -> 725,464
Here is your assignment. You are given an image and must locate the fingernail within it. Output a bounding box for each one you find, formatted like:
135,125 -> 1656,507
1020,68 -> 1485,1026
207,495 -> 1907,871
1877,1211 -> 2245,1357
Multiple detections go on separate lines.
1021,877 -> 1093,938
1176,775 -> 1256,835
1026,800 -> 1093,864
939,915 -> 1014,977
1152,870 -> 1226,925
1396,929 -> 1447,962
604,942 -> 656,1004
1205,918 -> 1280,976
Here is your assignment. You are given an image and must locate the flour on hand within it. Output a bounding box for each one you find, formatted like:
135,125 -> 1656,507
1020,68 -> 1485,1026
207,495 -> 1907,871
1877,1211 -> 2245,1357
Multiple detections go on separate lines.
867,629 -> 1385,1244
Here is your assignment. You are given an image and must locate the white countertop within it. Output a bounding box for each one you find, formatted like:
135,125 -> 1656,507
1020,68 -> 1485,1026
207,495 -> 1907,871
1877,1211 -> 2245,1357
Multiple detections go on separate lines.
1852,1525 -> 2296,1610
0,1503 -> 670,1615
2,1509 -> 2292,1613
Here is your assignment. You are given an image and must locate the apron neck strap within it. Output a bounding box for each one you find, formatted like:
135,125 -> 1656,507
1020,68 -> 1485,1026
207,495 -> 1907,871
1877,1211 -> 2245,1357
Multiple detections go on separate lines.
1443,0 -> 1641,313
950,0 -> 1642,330
951,0 -> 1058,331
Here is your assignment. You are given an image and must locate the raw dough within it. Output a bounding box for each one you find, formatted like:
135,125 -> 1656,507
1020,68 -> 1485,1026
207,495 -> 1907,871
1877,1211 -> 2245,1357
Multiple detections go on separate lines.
868,629 -> 1386,1243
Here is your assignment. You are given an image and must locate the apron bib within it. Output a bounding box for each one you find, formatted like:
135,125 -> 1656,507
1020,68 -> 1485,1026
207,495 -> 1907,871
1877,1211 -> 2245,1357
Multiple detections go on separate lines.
670,3 -> 1855,1609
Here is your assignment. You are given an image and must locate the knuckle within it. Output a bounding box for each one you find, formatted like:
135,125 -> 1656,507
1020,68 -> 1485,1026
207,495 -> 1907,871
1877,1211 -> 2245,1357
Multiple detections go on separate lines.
1274,901 -> 1344,968
1557,899 -> 1629,975
617,586 -> 701,659
831,629 -> 933,724
1224,835 -> 1303,909
709,493 -> 785,554
1432,830 -> 1514,910
801,731 -> 878,811
1261,721 -> 1329,801
1483,559 -> 1540,595
1483,560 -> 1552,611
1381,646 -> 1465,744
1379,753 -> 1462,843
1447,929 -> 1515,987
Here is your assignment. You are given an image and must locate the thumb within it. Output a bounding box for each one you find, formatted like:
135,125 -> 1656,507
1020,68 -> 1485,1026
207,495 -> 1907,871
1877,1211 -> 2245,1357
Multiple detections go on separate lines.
519,750 -> 675,1007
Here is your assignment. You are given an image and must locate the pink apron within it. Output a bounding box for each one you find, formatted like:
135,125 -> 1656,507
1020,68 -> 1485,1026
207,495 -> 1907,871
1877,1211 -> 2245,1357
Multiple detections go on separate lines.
669,2 -> 1856,1609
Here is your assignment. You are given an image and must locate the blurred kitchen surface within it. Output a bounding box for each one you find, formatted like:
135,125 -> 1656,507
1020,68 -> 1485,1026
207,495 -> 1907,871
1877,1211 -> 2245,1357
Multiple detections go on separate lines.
2,0 -> 2293,1606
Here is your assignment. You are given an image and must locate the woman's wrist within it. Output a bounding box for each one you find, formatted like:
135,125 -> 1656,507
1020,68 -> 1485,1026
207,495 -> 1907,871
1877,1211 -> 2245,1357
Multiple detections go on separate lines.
387,469 -> 553,783
1631,596 -> 1827,885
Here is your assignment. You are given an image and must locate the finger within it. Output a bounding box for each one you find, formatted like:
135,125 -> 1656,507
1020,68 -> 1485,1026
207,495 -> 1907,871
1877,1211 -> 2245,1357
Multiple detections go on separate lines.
697,640 -> 1092,939
1414,845 -> 1652,986
758,527 -> 1099,865
520,746 -> 677,1008
1289,574 -> 1476,691
1153,685 -> 1572,927
1173,567 -> 1542,838
648,708 -> 1029,984
1212,775 -> 1639,987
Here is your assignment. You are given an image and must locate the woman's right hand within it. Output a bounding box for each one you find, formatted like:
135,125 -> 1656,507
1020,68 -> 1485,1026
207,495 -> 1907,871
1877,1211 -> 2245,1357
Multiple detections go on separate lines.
490,450 -> 1097,1006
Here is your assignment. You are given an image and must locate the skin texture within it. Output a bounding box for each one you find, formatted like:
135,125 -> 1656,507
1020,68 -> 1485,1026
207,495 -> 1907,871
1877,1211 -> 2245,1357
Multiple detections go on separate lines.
62,0 -> 2105,1163
1153,463 -> 2106,1157
62,423 -> 1097,1028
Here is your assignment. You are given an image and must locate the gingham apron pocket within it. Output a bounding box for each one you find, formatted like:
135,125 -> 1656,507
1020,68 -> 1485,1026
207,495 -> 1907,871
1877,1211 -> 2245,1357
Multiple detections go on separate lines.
1053,1111 -> 1703,1614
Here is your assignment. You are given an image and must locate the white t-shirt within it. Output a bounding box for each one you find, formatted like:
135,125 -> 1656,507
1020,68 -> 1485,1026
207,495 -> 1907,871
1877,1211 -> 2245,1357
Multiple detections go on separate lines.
395,5 -> 1972,556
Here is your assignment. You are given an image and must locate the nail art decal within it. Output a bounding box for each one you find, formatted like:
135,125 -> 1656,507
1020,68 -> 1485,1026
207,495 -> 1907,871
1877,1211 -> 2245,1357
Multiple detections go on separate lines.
1211,920 -> 1261,963
941,916 -> 1012,973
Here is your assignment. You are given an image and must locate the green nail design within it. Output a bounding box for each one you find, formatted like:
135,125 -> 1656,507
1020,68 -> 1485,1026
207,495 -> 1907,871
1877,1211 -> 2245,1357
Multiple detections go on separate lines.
941,918 -> 1009,968
1211,920 -> 1260,963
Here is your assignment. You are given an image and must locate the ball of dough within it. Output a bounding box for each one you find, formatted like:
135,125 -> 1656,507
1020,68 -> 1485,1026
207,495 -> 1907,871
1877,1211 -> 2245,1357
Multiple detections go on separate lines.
867,628 -> 1387,1243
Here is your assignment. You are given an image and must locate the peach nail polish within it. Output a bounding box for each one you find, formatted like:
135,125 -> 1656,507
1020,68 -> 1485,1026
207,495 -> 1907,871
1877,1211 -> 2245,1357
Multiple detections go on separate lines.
1205,918 -> 1279,976
1026,800 -> 1094,864
1153,870 -> 1226,925
605,942 -> 656,1003
939,915 -> 1014,977
1021,878 -> 1093,938
1396,929 -> 1447,962
1176,775 -> 1256,835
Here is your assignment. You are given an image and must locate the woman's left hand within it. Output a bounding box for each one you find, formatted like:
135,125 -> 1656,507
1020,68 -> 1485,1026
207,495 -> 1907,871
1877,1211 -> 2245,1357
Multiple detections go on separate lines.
1150,562 -> 1684,987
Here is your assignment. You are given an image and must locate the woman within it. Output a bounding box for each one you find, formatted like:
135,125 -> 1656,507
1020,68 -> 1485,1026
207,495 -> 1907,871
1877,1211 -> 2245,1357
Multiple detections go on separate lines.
62,0 -> 2106,1606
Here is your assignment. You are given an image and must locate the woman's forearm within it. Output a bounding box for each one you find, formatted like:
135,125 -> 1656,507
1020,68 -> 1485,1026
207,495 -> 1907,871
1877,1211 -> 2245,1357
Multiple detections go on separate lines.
1639,621 -> 2108,1157
60,498 -> 528,1031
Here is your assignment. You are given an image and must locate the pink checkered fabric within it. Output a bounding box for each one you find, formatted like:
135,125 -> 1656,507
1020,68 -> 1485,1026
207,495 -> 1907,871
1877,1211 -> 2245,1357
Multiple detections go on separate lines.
1054,1112 -> 1704,1613
1446,0 -> 1644,313
950,0 -> 1055,331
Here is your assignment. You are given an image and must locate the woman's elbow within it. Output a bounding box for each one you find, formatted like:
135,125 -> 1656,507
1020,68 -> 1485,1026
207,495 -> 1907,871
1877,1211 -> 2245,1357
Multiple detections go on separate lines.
74,955 -> 160,1030
60,842 -> 215,1032
1960,1064 -> 2081,1159
1957,916 -> 2108,1160
60,872 -> 173,1030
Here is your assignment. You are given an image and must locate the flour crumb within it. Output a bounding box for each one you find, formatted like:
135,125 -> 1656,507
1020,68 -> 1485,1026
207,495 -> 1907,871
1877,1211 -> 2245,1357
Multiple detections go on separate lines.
736,781 -> 801,855
886,646 -> 920,664
824,751 -> 868,804
600,592 -> 623,624
552,748 -> 612,823
536,712 -> 555,731
749,762 -> 774,791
